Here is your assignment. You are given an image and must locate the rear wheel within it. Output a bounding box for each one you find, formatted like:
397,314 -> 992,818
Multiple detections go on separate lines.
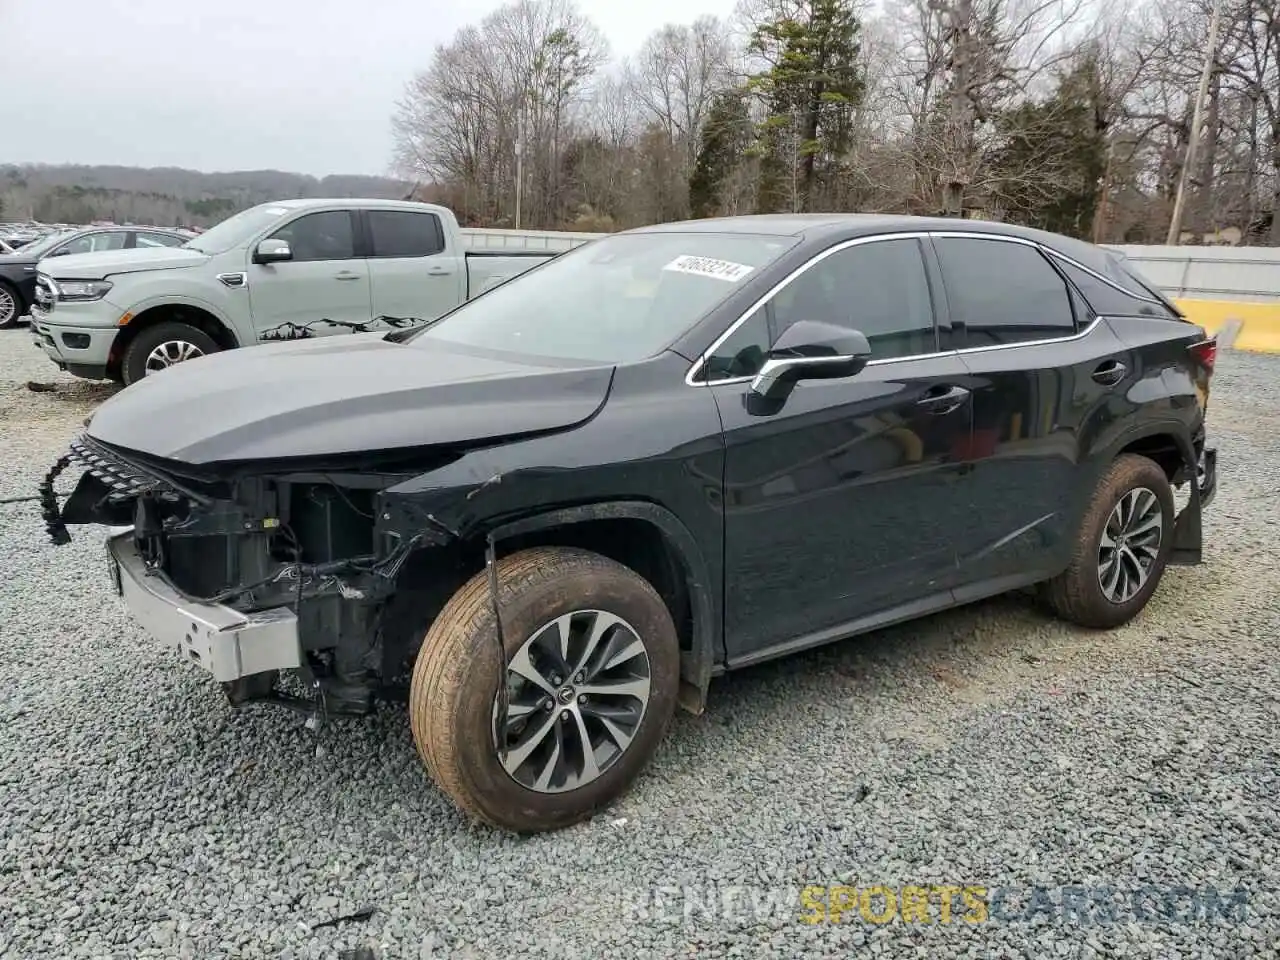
1044,453 -> 1175,629
121,321 -> 219,385
409,546 -> 680,833
0,282 -> 22,329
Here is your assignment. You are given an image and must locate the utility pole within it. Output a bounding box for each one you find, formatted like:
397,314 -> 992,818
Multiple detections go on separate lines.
1166,0 -> 1225,245
514,108 -> 524,230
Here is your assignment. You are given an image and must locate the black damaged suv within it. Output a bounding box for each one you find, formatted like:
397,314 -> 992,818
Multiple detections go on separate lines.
44,214 -> 1218,833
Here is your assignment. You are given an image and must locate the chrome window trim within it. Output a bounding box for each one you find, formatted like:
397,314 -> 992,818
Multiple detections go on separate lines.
684,231 -> 933,387
686,228 -> 1116,387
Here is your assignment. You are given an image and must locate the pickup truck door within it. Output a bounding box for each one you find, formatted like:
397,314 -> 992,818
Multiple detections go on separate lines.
246,209 -> 373,342
361,208 -> 465,323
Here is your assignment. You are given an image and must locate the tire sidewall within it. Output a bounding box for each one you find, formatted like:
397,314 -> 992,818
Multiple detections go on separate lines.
1081,458 -> 1176,620
443,561 -> 679,832
123,323 -> 218,385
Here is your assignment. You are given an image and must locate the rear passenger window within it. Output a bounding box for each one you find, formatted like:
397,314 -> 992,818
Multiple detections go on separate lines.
933,237 -> 1076,345
367,210 -> 445,258
1051,257 -> 1178,319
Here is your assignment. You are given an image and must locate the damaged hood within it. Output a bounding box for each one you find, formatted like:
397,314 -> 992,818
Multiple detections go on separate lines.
85,333 -> 614,464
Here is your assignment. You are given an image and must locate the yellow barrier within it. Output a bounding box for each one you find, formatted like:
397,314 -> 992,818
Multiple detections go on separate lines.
1173,298 -> 1280,354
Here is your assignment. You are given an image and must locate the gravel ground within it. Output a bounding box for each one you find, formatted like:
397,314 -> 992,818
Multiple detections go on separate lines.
1,328 -> 1278,959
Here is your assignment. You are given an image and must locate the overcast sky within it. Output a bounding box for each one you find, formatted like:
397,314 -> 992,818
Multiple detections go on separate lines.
1,0 -> 738,178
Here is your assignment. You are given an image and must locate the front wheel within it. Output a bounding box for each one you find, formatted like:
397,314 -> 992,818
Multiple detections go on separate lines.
0,282 -> 23,329
409,546 -> 680,833
120,321 -> 219,385
1044,453 -> 1176,629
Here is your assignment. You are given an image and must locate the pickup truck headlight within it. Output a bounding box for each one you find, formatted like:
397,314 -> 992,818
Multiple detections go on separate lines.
53,279 -> 113,302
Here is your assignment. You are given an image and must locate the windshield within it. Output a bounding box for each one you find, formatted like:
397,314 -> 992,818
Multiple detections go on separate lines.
183,203 -> 294,254
406,231 -> 797,364
22,230 -> 76,259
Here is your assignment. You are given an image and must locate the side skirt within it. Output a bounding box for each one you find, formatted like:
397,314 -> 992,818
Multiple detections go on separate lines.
724,568 -> 1057,672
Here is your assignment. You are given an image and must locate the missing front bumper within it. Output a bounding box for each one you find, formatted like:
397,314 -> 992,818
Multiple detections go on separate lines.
106,532 -> 302,682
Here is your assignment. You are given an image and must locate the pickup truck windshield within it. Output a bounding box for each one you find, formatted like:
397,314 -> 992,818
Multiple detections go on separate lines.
184,204 -> 293,255
407,232 -> 798,364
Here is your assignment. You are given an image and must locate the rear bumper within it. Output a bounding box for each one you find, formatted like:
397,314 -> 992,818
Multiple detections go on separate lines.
106,531 -> 303,682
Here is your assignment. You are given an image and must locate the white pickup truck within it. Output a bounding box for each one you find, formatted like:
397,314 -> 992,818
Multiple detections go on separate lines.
30,198 -> 603,385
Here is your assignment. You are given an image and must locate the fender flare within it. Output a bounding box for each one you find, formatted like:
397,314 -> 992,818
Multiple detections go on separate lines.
116,295 -> 242,348
488,500 -> 718,714
1101,419 -> 1197,473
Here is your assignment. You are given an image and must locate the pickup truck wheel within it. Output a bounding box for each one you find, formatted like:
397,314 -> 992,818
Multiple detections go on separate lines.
121,322 -> 219,385
409,546 -> 679,834
1044,453 -> 1175,629
0,282 -> 22,329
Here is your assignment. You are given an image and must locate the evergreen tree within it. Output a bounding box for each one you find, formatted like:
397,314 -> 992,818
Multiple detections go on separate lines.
689,91 -> 752,218
745,0 -> 864,213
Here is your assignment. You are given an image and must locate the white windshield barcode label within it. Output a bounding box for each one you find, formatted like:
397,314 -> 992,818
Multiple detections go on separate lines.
662,255 -> 754,282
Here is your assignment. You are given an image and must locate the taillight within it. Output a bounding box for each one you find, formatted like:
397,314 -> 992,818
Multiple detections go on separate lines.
1188,338 -> 1217,375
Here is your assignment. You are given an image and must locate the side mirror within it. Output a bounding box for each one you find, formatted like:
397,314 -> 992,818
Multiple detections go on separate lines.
253,238 -> 292,264
49,247 -> 71,256
749,320 -> 872,401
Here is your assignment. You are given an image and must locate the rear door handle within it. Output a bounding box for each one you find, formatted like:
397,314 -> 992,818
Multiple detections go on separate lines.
334,271 -> 362,281
1092,360 -> 1127,385
917,384 -> 970,415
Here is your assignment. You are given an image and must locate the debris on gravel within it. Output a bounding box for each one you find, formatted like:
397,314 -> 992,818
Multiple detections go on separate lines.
1,330 -> 1277,958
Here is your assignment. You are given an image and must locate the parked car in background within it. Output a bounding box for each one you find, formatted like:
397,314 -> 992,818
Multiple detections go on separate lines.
43,213 -> 1218,834
30,198 -> 601,384
0,225 -> 189,329
0,238 -> 16,255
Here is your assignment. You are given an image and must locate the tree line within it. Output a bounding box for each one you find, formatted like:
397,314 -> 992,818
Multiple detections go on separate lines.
0,165 -> 410,228
391,0 -> 1280,246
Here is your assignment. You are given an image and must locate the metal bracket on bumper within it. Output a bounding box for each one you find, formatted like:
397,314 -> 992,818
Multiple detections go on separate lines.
1169,446 -> 1216,567
107,532 -> 302,681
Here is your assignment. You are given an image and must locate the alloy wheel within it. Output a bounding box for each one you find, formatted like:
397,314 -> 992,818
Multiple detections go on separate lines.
0,287 -> 16,327
1098,486 -> 1163,604
144,340 -> 204,375
493,609 -> 652,794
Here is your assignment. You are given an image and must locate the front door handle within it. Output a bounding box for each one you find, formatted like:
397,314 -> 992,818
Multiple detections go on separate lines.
1092,360 -> 1127,385
917,384 -> 970,415
426,266 -> 453,277
334,271 -> 362,281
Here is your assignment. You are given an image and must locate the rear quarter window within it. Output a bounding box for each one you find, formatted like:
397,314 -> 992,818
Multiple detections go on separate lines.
1051,257 -> 1180,319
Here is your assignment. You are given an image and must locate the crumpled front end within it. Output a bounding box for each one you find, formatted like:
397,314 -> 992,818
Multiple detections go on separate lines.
42,434 -> 421,721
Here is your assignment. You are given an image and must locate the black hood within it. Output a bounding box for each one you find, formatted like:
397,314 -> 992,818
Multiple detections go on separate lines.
86,333 -> 614,464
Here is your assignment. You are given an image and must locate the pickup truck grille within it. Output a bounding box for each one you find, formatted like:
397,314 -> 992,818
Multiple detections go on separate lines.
68,435 -> 176,501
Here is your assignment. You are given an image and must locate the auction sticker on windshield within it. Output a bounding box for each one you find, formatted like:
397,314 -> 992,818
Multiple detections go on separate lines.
663,255 -> 755,282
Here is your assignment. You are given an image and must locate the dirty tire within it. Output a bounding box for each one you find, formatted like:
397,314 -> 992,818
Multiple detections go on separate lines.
409,546 -> 680,834
1044,453 -> 1176,630
121,321 -> 219,385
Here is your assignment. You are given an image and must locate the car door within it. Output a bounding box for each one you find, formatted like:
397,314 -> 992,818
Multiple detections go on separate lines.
245,209 -> 372,341
707,235 -> 976,663
362,208 -> 465,322
927,233 -> 1134,593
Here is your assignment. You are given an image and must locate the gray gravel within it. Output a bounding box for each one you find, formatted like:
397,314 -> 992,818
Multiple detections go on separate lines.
1,327 -> 1278,959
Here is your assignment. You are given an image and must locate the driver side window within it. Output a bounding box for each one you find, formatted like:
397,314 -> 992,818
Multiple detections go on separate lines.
266,211 -> 357,262
700,237 -> 938,381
